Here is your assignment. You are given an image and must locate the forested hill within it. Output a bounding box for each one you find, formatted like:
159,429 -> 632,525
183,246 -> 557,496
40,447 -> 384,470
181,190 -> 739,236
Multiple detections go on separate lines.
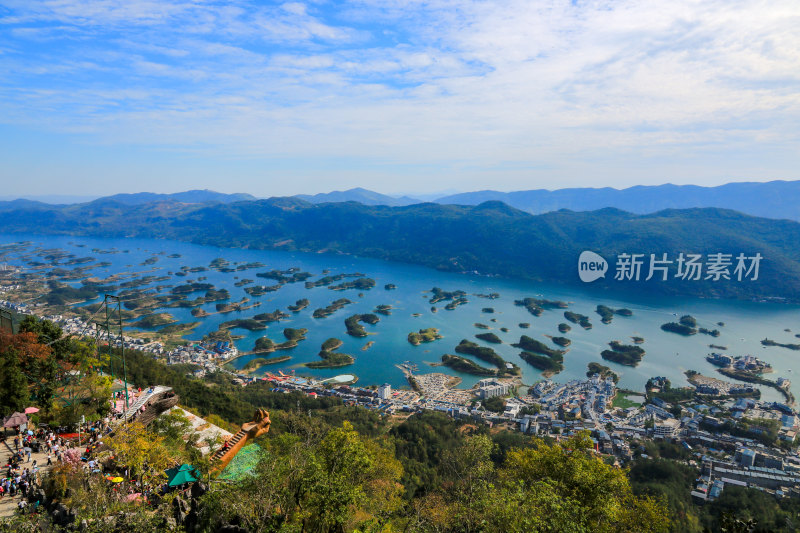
4,198 -> 800,301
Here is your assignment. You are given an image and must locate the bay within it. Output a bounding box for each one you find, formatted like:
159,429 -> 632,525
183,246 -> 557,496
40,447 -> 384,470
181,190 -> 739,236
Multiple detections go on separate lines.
3,233 -> 799,403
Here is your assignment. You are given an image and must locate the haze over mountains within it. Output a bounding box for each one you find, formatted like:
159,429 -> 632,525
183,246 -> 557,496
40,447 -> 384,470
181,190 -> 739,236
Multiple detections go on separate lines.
295,187 -> 421,207
296,180 -> 800,221
0,190 -> 255,207
4,181 -> 800,221
434,180 -> 800,220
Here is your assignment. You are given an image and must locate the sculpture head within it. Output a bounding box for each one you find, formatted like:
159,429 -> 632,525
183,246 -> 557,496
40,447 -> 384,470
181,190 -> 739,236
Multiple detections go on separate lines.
247,409 -> 271,438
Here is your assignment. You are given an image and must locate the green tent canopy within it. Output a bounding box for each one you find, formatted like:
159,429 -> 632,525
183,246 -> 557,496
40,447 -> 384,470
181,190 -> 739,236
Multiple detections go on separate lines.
165,464 -> 200,487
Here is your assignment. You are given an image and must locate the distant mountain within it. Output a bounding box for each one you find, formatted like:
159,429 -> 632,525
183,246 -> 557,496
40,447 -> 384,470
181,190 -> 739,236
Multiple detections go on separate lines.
0,194 -> 98,204
0,199 -> 54,212
295,187 -> 421,207
435,180 -> 800,221
3,197 -> 800,301
97,189 -> 257,205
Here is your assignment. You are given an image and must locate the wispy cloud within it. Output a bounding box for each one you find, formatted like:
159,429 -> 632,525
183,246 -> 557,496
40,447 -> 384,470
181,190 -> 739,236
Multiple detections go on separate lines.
0,0 -> 798,195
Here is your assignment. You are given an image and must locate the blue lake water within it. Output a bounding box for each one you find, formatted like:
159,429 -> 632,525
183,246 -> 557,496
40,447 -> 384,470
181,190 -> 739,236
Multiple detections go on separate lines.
3,233 -> 800,402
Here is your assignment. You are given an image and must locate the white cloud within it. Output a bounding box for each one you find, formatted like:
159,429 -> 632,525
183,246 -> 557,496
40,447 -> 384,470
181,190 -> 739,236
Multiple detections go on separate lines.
0,0 -> 798,193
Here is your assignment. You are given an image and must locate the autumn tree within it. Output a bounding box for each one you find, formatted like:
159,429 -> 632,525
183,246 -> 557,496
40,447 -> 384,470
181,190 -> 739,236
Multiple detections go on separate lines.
105,422 -> 175,486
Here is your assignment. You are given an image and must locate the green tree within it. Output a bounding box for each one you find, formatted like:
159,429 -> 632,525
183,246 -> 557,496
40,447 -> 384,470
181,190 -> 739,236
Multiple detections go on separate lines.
0,344 -> 28,416
413,433 -> 669,533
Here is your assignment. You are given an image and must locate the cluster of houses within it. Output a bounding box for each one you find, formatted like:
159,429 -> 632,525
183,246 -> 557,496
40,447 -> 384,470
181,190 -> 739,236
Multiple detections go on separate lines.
165,341 -> 238,368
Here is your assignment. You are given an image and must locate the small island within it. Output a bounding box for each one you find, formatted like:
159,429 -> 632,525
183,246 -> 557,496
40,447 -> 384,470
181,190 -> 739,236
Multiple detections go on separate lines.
475,292 -> 500,299
512,335 -> 565,358
761,338 -> 800,351
287,298 -> 310,312
600,341 -> 645,367
408,328 -> 443,345
307,338 -> 355,368
241,355 -> 291,373
455,339 -> 507,370
660,322 -> 696,336
253,309 -> 290,323
475,332 -> 502,344
329,277 -> 376,291
551,336 -> 571,347
345,314 -> 380,337
128,312 -> 177,329
215,297 -> 256,314
429,287 -> 468,305
515,297 -> 569,317
384,283 -> 397,290
305,272 -> 364,289
558,323 -> 571,333
595,305 -> 633,324
258,268 -> 313,284
374,304 -> 393,316
519,323 -> 530,329
440,354 -> 496,376
586,362 -> 619,382
244,284 -> 282,297
564,311 -> 592,330
312,298 -> 353,318
283,327 -> 308,342
519,351 -> 563,377
220,319 -> 267,331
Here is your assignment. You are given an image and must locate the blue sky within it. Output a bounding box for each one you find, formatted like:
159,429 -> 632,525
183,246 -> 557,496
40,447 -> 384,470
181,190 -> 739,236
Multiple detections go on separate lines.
0,0 -> 798,198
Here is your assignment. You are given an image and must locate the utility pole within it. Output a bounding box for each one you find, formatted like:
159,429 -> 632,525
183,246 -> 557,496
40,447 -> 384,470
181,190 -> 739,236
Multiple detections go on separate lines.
102,295 -> 129,412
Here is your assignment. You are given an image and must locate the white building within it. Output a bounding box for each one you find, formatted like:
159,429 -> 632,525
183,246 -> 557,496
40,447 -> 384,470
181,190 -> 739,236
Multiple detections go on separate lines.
653,418 -> 680,438
377,383 -> 392,400
477,379 -> 510,399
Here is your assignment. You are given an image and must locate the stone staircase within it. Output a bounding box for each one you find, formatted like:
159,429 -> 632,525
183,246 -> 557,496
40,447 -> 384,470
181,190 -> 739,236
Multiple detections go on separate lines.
210,428 -> 247,462
209,409 -> 271,473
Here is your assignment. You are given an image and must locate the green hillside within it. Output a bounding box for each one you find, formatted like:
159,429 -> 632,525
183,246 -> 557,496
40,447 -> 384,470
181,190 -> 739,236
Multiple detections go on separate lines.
3,199 -> 800,300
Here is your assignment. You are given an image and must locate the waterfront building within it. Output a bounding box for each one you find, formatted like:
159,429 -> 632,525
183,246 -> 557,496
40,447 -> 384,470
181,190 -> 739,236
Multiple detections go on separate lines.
377,383 -> 392,400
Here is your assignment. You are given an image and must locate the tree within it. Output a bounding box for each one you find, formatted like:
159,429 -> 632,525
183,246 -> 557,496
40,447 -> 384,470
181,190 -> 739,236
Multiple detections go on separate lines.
105,422 -> 174,486
413,432 -> 670,532
0,344 -> 28,416
200,421 -> 404,532
483,395 -> 505,413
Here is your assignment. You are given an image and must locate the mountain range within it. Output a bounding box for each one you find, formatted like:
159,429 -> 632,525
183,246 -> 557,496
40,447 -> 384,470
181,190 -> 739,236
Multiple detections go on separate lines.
295,187 -> 421,207
434,180 -> 800,220
290,180 -> 800,221
2,196 -> 800,301
97,189 -> 256,205
4,180 -> 800,221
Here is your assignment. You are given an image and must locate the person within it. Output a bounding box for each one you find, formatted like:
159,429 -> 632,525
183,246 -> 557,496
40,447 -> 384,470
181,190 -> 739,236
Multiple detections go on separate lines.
18,499 -> 28,513
46,453 -> 52,466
